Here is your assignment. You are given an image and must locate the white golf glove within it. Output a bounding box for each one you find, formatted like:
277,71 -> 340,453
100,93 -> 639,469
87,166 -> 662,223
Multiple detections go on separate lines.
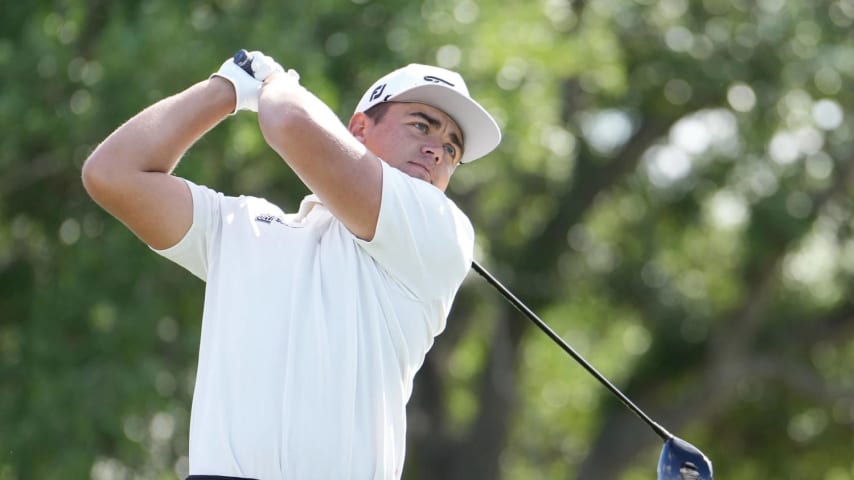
212,49 -> 286,114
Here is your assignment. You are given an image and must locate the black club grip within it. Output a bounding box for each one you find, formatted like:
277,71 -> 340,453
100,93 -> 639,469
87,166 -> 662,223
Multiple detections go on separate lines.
233,49 -> 254,76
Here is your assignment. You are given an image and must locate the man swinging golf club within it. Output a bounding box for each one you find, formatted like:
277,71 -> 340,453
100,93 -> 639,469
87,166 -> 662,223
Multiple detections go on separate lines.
83,50 -> 500,479
84,49 -> 713,479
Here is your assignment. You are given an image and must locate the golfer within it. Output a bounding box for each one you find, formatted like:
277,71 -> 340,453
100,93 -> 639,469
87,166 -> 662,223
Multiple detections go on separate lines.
82,50 -> 501,479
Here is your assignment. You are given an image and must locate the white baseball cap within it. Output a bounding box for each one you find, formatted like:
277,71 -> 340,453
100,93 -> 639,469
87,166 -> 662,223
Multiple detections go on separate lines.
354,64 -> 501,163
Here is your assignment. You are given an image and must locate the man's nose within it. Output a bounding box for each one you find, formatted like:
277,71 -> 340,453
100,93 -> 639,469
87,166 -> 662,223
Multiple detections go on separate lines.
422,143 -> 442,164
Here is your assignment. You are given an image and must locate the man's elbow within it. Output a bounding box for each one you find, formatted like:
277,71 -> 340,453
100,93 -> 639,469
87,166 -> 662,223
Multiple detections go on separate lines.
81,146 -> 120,205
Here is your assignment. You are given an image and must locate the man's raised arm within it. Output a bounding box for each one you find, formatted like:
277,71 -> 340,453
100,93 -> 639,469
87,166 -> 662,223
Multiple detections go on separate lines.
81,52 -> 278,250
256,71 -> 384,242
82,77 -> 235,250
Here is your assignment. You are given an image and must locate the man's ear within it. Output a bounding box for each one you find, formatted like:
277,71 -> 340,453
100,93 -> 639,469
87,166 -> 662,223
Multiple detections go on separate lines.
348,112 -> 371,143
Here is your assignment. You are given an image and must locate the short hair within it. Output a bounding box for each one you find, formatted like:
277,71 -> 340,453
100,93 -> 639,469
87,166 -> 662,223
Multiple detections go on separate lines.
363,102 -> 393,124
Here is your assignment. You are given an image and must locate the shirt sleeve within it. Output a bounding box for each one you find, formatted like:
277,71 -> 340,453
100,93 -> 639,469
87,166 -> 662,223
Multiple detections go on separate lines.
356,162 -> 475,302
150,179 -> 224,281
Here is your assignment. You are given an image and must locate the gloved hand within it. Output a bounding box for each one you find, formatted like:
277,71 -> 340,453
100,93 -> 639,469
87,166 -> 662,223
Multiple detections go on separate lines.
212,50 -> 285,114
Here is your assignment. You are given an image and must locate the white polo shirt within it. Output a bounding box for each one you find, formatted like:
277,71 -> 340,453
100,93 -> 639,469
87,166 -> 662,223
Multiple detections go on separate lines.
154,161 -> 474,479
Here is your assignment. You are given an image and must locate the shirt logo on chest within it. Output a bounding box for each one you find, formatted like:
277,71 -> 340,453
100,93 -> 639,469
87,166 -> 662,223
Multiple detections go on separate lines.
255,214 -> 283,225
255,214 -> 305,228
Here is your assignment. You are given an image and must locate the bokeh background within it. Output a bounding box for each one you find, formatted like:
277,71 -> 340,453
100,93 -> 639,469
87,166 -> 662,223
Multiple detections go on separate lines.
2,0 -> 854,478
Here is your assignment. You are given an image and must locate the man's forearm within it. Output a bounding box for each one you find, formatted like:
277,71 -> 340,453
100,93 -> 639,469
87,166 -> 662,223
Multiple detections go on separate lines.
86,77 -> 235,177
257,72 -> 382,240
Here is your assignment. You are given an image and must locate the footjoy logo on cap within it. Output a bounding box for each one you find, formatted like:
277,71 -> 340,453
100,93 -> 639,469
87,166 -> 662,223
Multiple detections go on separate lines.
369,83 -> 387,102
424,75 -> 454,87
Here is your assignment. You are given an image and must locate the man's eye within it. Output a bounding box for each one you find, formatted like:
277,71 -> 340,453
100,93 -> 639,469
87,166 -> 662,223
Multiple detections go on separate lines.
444,144 -> 457,157
414,122 -> 428,132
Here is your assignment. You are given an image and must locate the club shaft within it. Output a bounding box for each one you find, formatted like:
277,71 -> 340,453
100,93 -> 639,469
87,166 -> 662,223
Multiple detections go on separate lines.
471,260 -> 673,442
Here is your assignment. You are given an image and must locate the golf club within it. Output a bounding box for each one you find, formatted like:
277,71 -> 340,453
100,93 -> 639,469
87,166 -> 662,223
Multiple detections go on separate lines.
471,260 -> 713,480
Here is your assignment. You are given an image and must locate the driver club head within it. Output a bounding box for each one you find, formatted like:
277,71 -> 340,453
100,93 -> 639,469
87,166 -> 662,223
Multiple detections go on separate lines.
658,437 -> 713,480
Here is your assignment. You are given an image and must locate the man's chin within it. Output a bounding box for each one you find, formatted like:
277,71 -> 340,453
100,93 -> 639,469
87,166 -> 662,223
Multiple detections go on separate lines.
401,164 -> 432,184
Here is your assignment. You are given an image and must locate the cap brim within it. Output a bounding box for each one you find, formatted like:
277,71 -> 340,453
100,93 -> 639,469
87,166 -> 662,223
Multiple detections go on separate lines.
390,85 -> 501,163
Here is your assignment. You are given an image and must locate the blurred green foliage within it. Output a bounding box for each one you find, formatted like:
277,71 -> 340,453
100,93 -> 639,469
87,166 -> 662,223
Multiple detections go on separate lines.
2,0 -> 854,478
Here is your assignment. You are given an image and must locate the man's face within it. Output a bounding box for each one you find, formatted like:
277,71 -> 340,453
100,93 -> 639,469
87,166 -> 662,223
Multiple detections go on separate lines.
351,102 -> 464,192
